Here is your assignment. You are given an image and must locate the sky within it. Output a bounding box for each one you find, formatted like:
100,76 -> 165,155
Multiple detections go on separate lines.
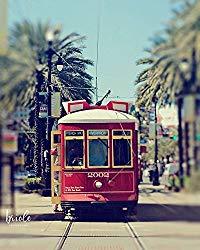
8,0 -> 173,102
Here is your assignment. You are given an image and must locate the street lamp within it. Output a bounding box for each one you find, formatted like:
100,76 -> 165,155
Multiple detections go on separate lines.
43,31 -> 64,193
152,96 -> 160,186
56,55 -> 64,72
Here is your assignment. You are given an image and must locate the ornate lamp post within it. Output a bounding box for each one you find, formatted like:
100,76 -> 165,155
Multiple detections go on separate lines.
40,30 -> 64,193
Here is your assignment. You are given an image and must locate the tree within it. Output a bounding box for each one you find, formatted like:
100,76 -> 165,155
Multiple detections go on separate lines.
135,0 -> 200,189
0,20 -> 94,177
0,20 -> 94,114
135,0 -> 200,108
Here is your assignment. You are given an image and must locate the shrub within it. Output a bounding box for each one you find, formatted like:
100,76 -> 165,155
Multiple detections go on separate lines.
23,177 -> 42,192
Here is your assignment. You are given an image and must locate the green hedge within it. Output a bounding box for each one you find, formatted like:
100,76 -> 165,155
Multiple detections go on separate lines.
23,177 -> 43,193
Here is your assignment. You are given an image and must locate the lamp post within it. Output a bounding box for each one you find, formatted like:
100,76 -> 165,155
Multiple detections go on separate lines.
43,31 -> 64,193
177,95 -> 184,188
34,64 -> 44,177
152,96 -> 160,186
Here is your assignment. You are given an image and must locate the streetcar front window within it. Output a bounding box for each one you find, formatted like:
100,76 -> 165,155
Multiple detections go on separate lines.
113,139 -> 131,166
87,130 -> 109,168
89,139 -> 108,166
112,130 -> 132,167
65,139 -> 84,167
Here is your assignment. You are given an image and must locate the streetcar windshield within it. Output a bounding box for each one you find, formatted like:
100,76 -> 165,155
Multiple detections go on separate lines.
89,139 -> 108,166
65,139 -> 84,167
113,139 -> 131,166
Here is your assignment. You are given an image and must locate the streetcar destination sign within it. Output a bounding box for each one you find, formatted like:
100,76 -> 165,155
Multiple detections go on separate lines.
113,130 -> 131,136
88,130 -> 108,136
65,131 -> 83,136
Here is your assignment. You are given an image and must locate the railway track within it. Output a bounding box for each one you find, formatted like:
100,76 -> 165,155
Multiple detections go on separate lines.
55,217 -> 146,250
55,220 -> 73,250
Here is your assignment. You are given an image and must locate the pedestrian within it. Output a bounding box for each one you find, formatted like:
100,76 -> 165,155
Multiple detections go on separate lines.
148,159 -> 155,182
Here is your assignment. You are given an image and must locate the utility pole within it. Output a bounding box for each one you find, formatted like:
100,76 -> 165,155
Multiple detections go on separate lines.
152,97 -> 160,186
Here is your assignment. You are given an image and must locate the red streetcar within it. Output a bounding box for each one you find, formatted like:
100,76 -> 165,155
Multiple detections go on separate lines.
51,100 -> 139,216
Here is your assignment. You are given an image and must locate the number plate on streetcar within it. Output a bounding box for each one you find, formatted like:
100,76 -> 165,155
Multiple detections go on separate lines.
87,172 -> 109,178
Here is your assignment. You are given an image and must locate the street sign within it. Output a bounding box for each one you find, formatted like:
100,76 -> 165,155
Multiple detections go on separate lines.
149,123 -> 156,139
39,92 -> 48,118
2,130 -> 18,154
51,92 -> 61,117
39,104 -> 48,118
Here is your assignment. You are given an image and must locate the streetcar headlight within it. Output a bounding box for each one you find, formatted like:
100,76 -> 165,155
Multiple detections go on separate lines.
95,181 -> 103,189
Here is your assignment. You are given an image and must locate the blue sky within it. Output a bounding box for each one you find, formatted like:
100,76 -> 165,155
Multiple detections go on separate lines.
8,0 -> 173,102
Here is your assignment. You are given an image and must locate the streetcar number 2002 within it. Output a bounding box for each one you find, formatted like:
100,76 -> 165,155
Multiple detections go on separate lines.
87,172 -> 109,178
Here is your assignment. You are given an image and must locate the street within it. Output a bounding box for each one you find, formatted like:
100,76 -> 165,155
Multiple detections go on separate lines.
0,183 -> 200,250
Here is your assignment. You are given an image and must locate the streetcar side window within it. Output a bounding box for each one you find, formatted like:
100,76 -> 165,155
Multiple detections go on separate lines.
65,139 -> 84,167
112,130 -> 132,167
113,139 -> 131,166
53,134 -> 61,143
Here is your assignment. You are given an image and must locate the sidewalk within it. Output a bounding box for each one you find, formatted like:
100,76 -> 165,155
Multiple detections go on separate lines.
139,182 -> 200,205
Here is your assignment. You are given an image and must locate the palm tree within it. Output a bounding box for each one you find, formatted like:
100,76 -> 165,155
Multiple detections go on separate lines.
135,0 -> 200,188
0,20 -> 94,178
135,0 -> 200,108
0,20 -> 94,113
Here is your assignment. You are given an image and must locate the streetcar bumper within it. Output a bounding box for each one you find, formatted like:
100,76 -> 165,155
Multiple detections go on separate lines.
61,200 -> 137,213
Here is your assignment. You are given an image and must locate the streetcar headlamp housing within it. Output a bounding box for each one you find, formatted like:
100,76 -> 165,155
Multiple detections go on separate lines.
95,181 -> 103,189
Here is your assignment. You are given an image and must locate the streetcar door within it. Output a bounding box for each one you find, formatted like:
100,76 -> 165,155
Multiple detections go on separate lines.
51,131 -> 61,204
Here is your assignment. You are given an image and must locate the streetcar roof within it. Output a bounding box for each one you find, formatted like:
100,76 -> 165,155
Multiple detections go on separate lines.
58,109 -> 138,124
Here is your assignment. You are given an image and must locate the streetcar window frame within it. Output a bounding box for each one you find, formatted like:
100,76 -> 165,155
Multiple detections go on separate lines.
64,130 -> 85,169
112,129 -> 133,168
87,130 -> 110,168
